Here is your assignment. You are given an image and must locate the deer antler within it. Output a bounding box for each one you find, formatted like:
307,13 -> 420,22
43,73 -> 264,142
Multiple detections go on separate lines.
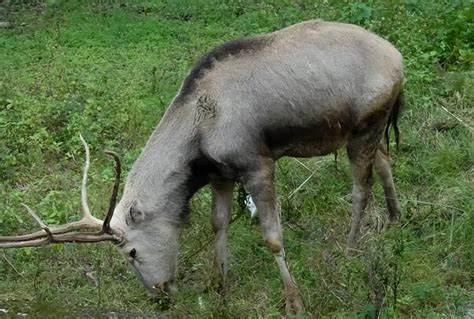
0,135 -> 123,248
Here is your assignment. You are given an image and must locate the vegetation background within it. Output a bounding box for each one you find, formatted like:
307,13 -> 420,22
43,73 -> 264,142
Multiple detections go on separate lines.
0,0 -> 472,317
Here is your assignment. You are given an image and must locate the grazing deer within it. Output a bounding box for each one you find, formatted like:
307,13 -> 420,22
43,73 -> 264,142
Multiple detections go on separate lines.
1,20 -> 403,314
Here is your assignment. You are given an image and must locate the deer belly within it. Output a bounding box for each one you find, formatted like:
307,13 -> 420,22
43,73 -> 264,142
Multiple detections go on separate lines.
264,121 -> 350,158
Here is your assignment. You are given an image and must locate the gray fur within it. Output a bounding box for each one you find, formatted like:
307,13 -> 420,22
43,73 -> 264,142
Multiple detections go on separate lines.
178,36 -> 273,100
110,20 -> 403,314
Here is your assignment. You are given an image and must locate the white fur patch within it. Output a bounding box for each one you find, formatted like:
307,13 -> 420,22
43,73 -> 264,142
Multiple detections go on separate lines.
245,195 -> 258,218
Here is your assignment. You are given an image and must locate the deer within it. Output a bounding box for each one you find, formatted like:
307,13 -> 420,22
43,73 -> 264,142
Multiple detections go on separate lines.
1,20 -> 403,314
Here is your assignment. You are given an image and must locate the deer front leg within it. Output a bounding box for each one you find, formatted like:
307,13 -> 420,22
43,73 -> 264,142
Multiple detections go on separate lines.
244,161 -> 303,315
209,180 -> 234,292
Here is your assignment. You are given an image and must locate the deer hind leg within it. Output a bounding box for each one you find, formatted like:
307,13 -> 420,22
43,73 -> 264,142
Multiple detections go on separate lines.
346,139 -> 378,253
209,180 -> 234,292
243,159 -> 303,315
374,144 -> 401,223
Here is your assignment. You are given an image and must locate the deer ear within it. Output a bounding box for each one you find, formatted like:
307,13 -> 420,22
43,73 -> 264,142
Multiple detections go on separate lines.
128,204 -> 145,225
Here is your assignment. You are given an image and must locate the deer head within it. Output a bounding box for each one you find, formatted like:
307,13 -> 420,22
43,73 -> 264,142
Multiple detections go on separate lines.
0,135 -> 180,298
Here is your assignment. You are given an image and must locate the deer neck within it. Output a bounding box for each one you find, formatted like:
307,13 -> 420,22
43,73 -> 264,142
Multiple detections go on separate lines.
126,101 -> 208,221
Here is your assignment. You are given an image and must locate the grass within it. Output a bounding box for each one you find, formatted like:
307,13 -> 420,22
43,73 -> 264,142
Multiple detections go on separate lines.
0,0 -> 473,317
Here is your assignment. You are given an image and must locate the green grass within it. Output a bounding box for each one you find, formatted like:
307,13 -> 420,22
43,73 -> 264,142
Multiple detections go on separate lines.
1,0 -> 473,317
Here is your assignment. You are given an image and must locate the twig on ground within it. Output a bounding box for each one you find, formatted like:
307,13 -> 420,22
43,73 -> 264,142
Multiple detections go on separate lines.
2,251 -> 26,280
440,106 -> 473,132
376,195 -> 469,214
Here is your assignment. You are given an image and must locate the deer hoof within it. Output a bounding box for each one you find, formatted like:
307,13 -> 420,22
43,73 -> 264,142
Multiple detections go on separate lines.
346,230 -> 362,256
285,290 -> 304,315
346,239 -> 362,257
207,272 -> 227,294
388,214 -> 400,224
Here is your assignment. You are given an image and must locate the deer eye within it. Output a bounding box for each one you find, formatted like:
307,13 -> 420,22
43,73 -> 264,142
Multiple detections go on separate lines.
128,204 -> 145,224
129,248 -> 137,258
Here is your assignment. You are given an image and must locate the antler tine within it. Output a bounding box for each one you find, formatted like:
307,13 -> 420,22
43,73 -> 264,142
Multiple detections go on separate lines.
20,203 -> 55,238
79,134 -> 102,225
102,150 -> 121,234
20,203 -> 48,230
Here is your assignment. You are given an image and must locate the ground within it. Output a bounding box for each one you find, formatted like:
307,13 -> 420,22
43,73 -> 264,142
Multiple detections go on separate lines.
0,0 -> 472,318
